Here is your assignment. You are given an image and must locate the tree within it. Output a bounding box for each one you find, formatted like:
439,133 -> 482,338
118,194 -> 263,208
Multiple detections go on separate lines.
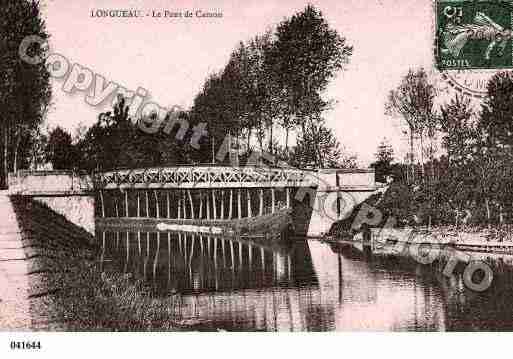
480,71 -> 513,148
439,95 -> 475,167
371,138 -> 395,183
385,68 -> 436,184
76,96 -> 189,171
0,0 -> 51,186
474,71 -> 513,226
291,123 -> 352,168
267,4 -> 352,154
28,127 -> 48,170
46,127 -> 75,170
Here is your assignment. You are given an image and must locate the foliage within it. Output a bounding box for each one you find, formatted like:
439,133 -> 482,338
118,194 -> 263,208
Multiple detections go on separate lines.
480,71 -> 513,148
290,123 -> 355,168
46,126 -> 75,170
371,138 -> 395,182
76,97 -> 189,171
0,0 -> 51,186
189,5 -> 352,166
385,68 -> 436,183
439,95 -> 476,166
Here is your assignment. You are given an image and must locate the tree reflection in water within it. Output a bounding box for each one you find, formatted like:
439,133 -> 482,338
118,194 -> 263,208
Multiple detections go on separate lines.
97,229 -> 513,331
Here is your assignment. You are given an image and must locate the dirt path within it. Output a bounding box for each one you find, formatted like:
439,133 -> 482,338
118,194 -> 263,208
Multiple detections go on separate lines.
0,192 -> 31,330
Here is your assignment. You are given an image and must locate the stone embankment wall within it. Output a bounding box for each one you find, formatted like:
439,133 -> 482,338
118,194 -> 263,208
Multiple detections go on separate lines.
8,171 -> 95,235
8,196 -> 95,330
307,169 -> 381,237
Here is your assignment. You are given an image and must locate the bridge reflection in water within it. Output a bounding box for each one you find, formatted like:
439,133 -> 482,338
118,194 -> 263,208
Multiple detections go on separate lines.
96,228 -> 461,331
98,229 -> 323,331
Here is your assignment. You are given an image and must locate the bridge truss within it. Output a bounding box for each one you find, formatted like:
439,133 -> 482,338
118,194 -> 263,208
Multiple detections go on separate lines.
94,166 -> 319,189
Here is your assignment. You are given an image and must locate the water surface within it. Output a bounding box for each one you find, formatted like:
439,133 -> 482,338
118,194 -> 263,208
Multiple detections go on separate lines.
96,229 -> 513,331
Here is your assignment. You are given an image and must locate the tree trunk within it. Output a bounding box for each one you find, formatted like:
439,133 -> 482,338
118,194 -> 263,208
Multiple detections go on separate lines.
285,127 -> 290,155
268,123 -> 273,155
211,137 -> 215,165
409,126 -> 415,184
429,139 -> 435,184
485,197 -> 491,230
419,132 -> 425,183
257,130 -> 263,152
316,134 -> 324,168
247,128 -> 251,154
13,128 -> 21,174
3,129 -> 9,189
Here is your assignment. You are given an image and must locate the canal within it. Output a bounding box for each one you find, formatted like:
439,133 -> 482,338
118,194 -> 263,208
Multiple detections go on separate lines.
96,229 -> 513,331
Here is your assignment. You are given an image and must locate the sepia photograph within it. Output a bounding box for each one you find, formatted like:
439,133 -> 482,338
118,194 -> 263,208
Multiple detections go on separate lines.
2,0 -> 513,355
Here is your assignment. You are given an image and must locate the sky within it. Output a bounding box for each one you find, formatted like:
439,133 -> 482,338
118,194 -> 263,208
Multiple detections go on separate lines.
40,0 -> 436,166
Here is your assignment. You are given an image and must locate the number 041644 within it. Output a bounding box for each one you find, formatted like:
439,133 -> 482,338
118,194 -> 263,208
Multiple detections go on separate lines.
10,341 -> 41,350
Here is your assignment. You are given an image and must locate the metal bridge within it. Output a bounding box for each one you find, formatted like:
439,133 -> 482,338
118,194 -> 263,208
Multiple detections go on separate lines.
93,166 -> 318,189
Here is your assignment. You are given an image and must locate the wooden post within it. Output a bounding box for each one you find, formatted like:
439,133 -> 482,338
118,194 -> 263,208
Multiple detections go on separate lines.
248,243 -> 252,269
288,254 -> 292,282
166,191 -> 170,219
125,190 -> 129,217
261,247 -> 265,271
222,238 -> 226,267
137,231 -> 141,255
187,190 -> 195,219
124,232 -> 130,273
177,191 -> 182,219
212,190 -> 217,219
145,191 -> 149,217
146,232 -> 150,257
229,190 -> 233,219
199,192 -> 203,219
230,241 -> 234,270
206,192 -> 211,220
220,190 -> 225,219
137,192 -> 141,217
259,189 -> 263,216
286,187 -> 290,208
247,190 -> 252,218
99,190 -> 105,217
238,242 -> 243,267
237,189 -> 242,219
100,232 -> 106,271
154,190 -> 160,218
153,232 -> 161,280
182,191 -> 187,219
271,188 -> 276,213
115,195 -> 119,218
168,233 -> 171,284
214,239 -> 219,291
189,235 -> 195,266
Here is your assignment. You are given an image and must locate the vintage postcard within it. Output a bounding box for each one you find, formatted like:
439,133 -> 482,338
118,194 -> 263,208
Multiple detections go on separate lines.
2,0 -> 513,356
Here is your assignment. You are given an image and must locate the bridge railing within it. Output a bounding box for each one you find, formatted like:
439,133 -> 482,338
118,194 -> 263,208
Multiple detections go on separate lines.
93,166 -> 319,189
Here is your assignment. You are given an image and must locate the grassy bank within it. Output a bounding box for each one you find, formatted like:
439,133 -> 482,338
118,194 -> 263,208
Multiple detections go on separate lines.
10,196 -> 185,331
329,182 -> 513,243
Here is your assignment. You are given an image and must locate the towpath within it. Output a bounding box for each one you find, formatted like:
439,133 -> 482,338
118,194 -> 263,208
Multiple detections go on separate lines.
0,191 -> 31,330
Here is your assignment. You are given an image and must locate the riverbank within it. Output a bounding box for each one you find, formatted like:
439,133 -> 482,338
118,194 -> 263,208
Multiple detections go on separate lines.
325,225 -> 513,254
327,180 -> 513,253
7,196 -> 191,331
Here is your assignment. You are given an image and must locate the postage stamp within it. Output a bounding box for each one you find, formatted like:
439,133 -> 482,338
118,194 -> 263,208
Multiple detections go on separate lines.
436,0 -> 513,70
